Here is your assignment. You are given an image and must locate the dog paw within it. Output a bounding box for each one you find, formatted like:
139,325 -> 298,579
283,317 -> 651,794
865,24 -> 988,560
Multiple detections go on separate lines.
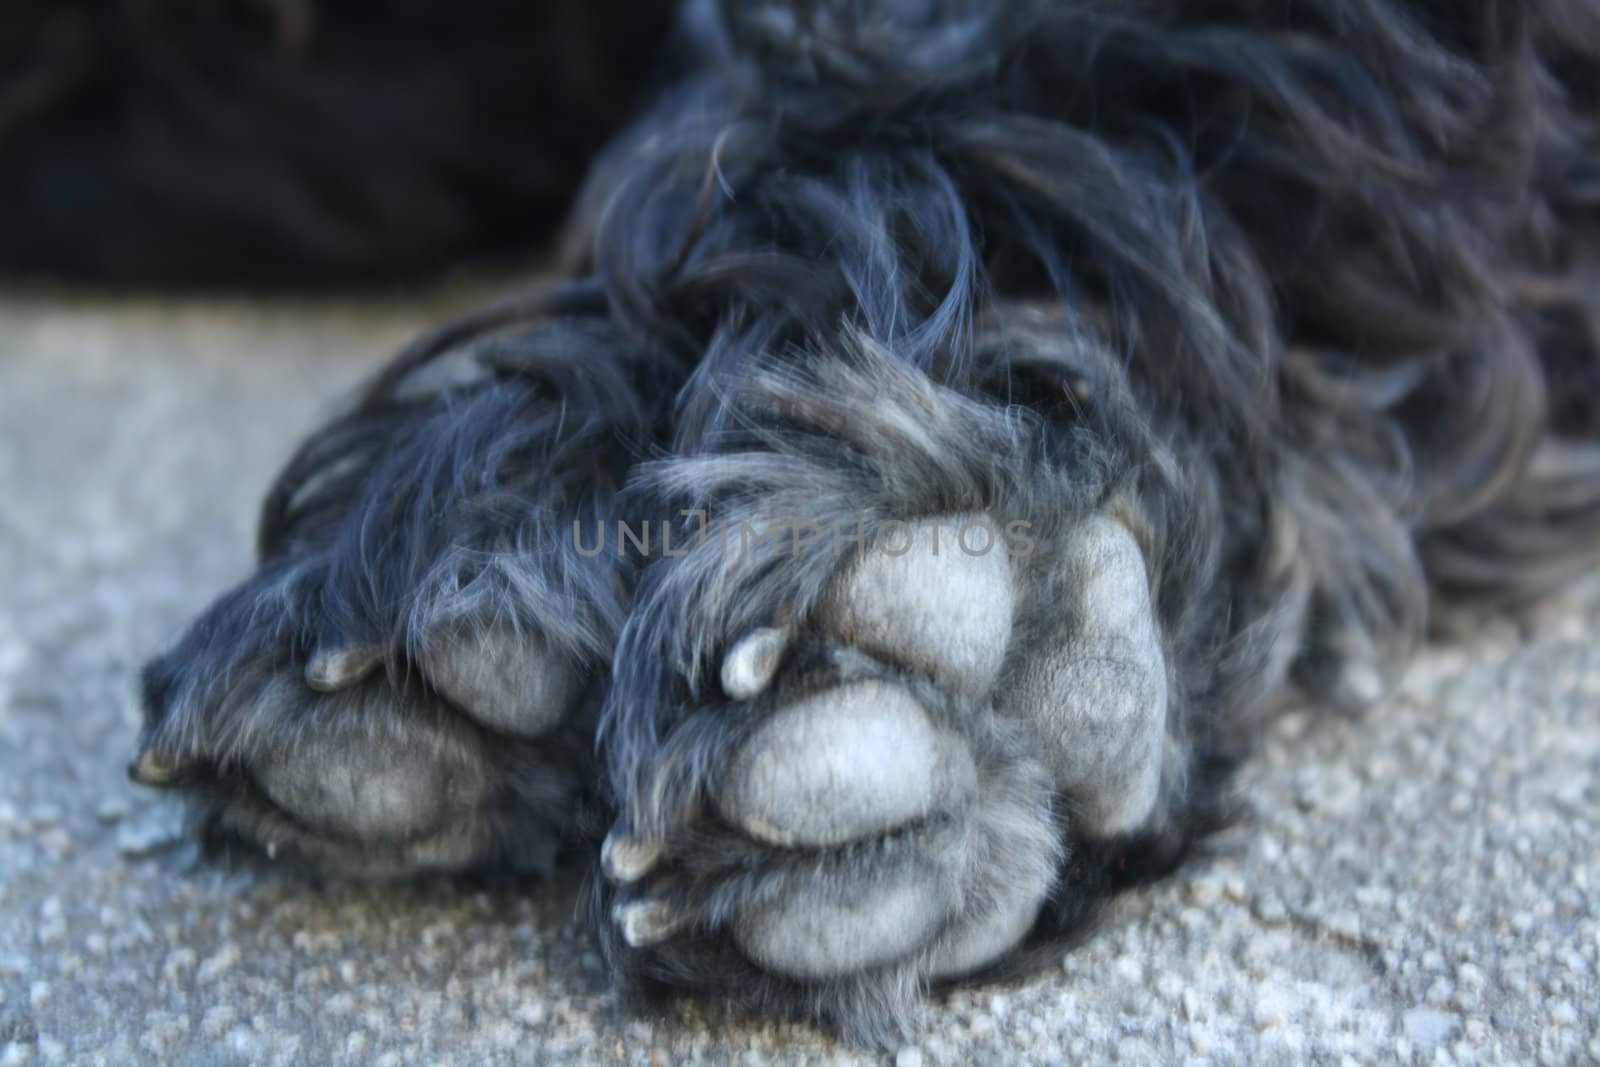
134,553 -> 596,877
600,508 -> 1170,1033
131,344 -> 648,877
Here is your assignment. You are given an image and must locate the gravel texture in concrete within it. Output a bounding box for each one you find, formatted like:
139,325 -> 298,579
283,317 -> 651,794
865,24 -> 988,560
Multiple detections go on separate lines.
1,293 -> 1597,1065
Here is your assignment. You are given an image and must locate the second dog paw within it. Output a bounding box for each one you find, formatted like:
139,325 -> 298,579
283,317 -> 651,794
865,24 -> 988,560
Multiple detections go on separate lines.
135,558 -> 594,877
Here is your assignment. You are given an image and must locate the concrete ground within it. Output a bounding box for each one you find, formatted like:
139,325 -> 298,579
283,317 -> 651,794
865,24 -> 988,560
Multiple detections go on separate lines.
0,291 -> 1597,1066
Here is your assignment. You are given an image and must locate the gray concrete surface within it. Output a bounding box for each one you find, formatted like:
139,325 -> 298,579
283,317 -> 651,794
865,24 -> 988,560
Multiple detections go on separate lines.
1,292 -> 1597,1066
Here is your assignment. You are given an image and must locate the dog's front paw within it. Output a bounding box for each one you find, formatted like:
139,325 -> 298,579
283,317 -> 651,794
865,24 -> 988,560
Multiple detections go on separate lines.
132,348 -> 646,877
135,552 -> 595,877
600,506 -> 1171,1040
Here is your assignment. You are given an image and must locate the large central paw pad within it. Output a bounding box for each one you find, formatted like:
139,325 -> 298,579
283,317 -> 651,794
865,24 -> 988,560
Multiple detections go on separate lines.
604,511 -> 1169,1002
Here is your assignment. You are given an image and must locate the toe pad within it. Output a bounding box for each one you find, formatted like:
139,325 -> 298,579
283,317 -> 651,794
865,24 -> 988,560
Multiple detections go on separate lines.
716,680 -> 976,848
819,514 -> 1014,697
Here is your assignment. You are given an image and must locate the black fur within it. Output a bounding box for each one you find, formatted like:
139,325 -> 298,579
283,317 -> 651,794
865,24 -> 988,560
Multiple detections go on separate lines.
111,0 -> 1600,1046
0,0 -> 678,283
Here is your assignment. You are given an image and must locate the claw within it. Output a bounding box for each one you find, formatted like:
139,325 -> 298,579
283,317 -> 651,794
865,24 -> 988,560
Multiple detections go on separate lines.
601,831 -> 663,883
720,627 -> 791,700
614,899 -> 685,947
305,644 -> 383,692
128,749 -> 183,788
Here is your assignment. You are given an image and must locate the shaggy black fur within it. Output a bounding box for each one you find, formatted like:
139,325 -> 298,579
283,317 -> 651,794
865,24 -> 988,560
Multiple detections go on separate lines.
114,0 -> 1600,1046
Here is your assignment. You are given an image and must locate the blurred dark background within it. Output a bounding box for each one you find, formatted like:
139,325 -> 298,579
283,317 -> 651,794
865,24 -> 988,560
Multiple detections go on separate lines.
0,0 -> 679,285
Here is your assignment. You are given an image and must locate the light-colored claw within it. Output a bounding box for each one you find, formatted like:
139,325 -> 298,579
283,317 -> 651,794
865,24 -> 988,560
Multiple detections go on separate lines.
614,899 -> 685,947
128,749 -> 182,787
720,627 -> 791,700
305,644 -> 383,692
601,832 -> 663,883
